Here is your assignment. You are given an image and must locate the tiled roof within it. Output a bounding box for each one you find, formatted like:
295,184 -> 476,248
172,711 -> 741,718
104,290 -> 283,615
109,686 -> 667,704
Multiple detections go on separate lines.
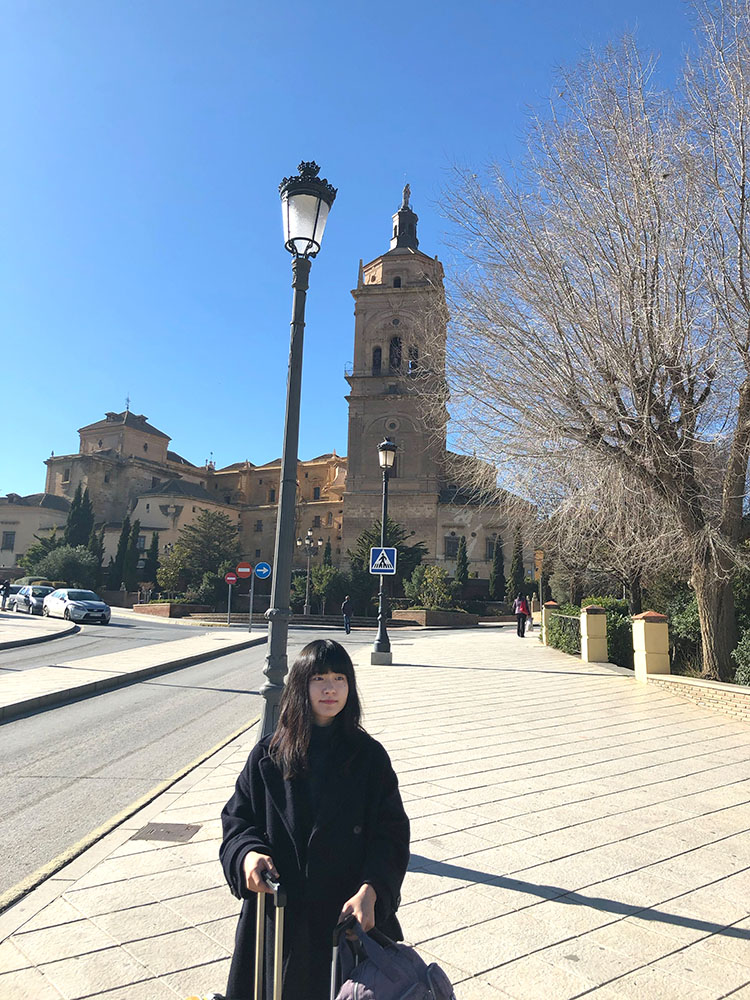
1,492 -> 71,512
79,411 -> 170,440
137,479 -> 217,502
167,450 -> 198,467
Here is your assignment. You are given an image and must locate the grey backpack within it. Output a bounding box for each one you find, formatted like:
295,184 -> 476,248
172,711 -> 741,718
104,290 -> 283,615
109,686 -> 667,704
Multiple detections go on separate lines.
333,920 -> 456,1000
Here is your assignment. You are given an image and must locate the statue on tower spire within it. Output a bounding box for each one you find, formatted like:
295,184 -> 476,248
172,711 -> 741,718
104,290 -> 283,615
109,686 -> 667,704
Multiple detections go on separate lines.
401,183 -> 411,209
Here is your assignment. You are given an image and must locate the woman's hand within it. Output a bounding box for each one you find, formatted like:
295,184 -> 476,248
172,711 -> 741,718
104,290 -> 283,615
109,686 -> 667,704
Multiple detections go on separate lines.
339,883 -> 377,933
242,851 -> 279,893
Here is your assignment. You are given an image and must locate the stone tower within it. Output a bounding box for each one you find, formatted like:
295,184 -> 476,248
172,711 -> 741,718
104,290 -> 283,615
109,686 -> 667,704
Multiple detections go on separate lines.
342,187 -> 449,561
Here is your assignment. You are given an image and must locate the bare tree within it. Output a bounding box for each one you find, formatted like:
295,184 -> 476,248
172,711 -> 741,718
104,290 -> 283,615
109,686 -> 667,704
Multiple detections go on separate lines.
443,21 -> 750,680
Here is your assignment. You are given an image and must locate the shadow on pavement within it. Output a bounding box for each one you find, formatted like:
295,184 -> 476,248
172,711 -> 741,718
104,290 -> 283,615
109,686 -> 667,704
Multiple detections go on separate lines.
408,854 -> 750,941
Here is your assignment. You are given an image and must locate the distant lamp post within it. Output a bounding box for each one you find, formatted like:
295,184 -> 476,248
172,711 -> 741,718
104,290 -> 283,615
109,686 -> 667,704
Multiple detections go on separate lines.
297,529 -> 323,616
258,161 -> 337,741
371,439 -> 397,665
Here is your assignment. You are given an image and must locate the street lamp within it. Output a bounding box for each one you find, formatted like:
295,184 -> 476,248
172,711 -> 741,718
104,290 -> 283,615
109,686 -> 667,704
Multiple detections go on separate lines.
258,162 -> 337,741
297,529 -> 323,616
371,439 -> 397,665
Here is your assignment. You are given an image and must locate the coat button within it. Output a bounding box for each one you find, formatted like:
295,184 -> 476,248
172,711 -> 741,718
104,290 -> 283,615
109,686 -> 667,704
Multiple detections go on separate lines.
353,825 -> 362,835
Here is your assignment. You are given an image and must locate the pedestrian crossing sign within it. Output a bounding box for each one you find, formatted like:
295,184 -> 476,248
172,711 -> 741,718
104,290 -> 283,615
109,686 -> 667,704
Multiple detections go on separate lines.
370,547 -> 397,574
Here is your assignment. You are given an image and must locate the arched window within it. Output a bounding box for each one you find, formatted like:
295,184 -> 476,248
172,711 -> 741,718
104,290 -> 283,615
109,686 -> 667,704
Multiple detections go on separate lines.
389,336 -> 402,372
408,345 -> 419,373
372,346 -> 382,375
393,276 -> 401,288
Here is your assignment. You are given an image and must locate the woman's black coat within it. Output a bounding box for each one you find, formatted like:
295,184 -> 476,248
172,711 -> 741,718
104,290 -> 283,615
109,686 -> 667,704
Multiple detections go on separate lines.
220,729 -> 410,1000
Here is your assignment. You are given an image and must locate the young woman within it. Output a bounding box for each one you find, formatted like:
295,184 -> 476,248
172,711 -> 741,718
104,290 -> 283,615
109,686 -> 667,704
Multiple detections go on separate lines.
220,639 -> 410,1000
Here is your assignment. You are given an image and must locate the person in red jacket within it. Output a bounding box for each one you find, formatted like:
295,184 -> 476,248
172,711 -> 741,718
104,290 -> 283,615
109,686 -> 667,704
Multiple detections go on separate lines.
220,639 -> 410,1000
513,593 -> 530,637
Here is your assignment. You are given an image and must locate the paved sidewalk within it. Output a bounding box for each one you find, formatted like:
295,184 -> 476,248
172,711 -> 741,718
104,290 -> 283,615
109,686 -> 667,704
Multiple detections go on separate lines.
1,629 -> 750,999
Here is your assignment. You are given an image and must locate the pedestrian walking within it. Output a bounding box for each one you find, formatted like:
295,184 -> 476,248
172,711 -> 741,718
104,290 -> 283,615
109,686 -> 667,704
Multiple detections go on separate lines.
513,593 -> 529,637
220,638 -> 410,1000
0,579 -> 10,611
341,594 -> 352,634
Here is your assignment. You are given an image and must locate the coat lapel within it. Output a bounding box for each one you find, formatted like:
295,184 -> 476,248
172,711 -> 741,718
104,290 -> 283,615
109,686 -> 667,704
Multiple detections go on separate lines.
258,754 -> 306,869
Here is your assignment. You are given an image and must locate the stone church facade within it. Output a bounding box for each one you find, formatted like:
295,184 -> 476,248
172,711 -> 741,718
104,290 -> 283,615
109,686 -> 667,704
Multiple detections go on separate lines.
21,192 -> 523,583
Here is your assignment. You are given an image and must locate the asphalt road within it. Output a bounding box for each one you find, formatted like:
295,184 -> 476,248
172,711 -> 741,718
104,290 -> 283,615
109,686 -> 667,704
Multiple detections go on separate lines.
0,627 -> 374,897
0,611 -> 221,674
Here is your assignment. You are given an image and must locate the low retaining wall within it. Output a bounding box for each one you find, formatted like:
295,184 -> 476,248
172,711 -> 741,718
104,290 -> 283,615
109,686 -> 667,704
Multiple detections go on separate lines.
648,673 -> 750,723
391,609 -> 480,627
132,603 -> 213,618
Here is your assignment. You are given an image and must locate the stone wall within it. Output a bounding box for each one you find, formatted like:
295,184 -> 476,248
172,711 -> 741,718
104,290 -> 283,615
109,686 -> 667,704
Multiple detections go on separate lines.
647,674 -> 750,723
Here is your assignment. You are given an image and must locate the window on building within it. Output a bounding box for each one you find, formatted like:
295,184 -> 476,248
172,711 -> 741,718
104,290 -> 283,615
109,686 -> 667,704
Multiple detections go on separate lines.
1,531 -> 15,551
258,479 -> 263,485
327,512 -> 333,526
444,536 -> 459,559
192,506 -> 196,513
389,336 -> 402,372
62,468 -> 70,483
143,443 -> 148,452
151,477 -> 160,487
372,346 -> 382,375
305,472 -> 309,478
255,520 -> 263,532
269,488 -> 276,503
313,486 -> 320,500
488,535 -> 506,561
146,503 -> 150,512
255,548 -> 261,558
313,515 -> 321,528
98,439 -> 103,447
393,276 -> 401,288
104,473 -> 110,483
137,535 -> 146,550
215,483 -> 219,490
408,345 -> 419,373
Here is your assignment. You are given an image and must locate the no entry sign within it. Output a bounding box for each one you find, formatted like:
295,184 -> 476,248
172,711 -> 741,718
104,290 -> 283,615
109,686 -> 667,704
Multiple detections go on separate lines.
224,571 -> 238,585
236,562 -> 253,578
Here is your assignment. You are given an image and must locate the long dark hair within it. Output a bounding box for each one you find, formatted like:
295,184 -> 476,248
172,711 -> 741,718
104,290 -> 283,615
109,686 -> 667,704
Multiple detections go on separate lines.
269,639 -> 362,778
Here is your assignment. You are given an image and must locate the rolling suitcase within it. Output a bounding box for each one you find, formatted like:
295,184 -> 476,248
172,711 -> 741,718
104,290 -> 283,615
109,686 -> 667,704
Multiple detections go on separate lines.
254,870 -> 287,1000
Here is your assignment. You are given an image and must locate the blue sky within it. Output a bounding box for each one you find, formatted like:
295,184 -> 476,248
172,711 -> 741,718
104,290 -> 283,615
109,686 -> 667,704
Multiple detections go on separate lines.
2,0 -> 693,496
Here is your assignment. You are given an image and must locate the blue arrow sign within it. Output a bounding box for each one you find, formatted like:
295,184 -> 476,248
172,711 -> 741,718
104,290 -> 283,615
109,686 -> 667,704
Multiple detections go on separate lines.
369,547 -> 397,575
254,562 -> 272,579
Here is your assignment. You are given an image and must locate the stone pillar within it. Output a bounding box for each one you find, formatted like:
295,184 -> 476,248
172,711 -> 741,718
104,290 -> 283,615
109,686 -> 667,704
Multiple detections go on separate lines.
632,611 -> 670,683
581,605 -> 608,663
541,600 -> 558,646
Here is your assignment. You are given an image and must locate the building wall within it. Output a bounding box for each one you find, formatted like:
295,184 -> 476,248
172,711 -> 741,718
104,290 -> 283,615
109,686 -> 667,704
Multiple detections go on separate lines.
0,504 -> 68,571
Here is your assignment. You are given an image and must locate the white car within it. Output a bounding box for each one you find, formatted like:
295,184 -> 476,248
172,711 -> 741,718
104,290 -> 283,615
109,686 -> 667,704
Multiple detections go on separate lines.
43,589 -> 111,624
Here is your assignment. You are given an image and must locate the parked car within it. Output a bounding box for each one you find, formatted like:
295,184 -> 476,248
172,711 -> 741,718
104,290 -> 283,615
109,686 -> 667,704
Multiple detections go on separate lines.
14,585 -> 55,615
5,585 -> 22,610
42,589 -> 111,624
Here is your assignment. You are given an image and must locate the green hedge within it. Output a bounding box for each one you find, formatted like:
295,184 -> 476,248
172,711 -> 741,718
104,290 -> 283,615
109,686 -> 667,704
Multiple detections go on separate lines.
546,603 -> 582,655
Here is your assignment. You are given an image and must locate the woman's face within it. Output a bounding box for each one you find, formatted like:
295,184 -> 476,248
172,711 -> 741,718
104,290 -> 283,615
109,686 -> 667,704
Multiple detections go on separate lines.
308,670 -> 349,726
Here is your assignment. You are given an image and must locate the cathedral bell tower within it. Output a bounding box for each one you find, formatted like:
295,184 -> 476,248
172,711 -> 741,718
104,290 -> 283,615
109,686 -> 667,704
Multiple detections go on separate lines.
342,187 -> 449,561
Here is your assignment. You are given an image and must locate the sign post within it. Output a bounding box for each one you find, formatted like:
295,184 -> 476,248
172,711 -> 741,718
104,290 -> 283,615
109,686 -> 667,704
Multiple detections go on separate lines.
224,571 -> 238,625
236,562 -> 254,632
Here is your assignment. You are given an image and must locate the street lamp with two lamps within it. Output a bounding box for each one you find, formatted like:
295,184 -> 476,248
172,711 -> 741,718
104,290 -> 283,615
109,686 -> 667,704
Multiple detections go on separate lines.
297,529 -> 323,616
258,162 -> 337,741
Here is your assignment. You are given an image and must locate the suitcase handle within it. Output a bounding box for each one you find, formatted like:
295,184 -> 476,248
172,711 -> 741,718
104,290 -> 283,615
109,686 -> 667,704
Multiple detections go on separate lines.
261,868 -> 287,907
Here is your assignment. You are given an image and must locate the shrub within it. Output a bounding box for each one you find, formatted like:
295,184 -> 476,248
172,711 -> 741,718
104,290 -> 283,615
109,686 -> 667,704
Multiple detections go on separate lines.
582,595 -> 633,670
731,632 -> 750,686
546,603 -> 581,656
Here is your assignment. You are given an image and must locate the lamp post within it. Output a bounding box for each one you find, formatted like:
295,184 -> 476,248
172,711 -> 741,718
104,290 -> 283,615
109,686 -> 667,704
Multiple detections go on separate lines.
371,439 -> 397,665
258,162 -> 337,741
297,529 -> 323,616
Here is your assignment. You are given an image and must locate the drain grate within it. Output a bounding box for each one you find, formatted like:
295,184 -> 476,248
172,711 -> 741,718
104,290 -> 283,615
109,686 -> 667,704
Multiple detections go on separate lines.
131,822 -> 200,843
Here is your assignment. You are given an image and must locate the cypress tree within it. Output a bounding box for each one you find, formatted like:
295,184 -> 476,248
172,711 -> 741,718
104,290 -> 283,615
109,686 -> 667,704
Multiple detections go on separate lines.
143,532 -> 160,583
507,523 -> 525,599
488,534 -> 506,601
454,535 -> 469,589
64,483 -> 82,546
123,519 -> 141,592
88,525 -> 106,589
323,538 -> 332,567
108,516 -> 131,590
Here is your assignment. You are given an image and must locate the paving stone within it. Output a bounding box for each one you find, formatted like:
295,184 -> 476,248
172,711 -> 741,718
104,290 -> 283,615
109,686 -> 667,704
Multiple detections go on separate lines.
90,901 -> 193,943
38,945 -> 154,999
13,917 -> 117,965
0,938 -> 31,974
0,965 -> 65,998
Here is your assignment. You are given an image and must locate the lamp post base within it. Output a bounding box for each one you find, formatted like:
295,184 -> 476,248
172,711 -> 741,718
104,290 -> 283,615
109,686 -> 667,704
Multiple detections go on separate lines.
370,651 -> 393,665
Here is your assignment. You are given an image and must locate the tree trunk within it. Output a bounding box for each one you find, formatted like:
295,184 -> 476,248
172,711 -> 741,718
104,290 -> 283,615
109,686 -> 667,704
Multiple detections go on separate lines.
692,552 -> 737,682
628,573 -> 643,616
571,577 -> 584,607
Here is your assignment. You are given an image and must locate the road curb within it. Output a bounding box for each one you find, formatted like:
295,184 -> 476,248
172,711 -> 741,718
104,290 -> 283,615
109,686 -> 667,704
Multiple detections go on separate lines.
0,635 -> 268,722
0,621 -> 79,650
0,713 -> 261,921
